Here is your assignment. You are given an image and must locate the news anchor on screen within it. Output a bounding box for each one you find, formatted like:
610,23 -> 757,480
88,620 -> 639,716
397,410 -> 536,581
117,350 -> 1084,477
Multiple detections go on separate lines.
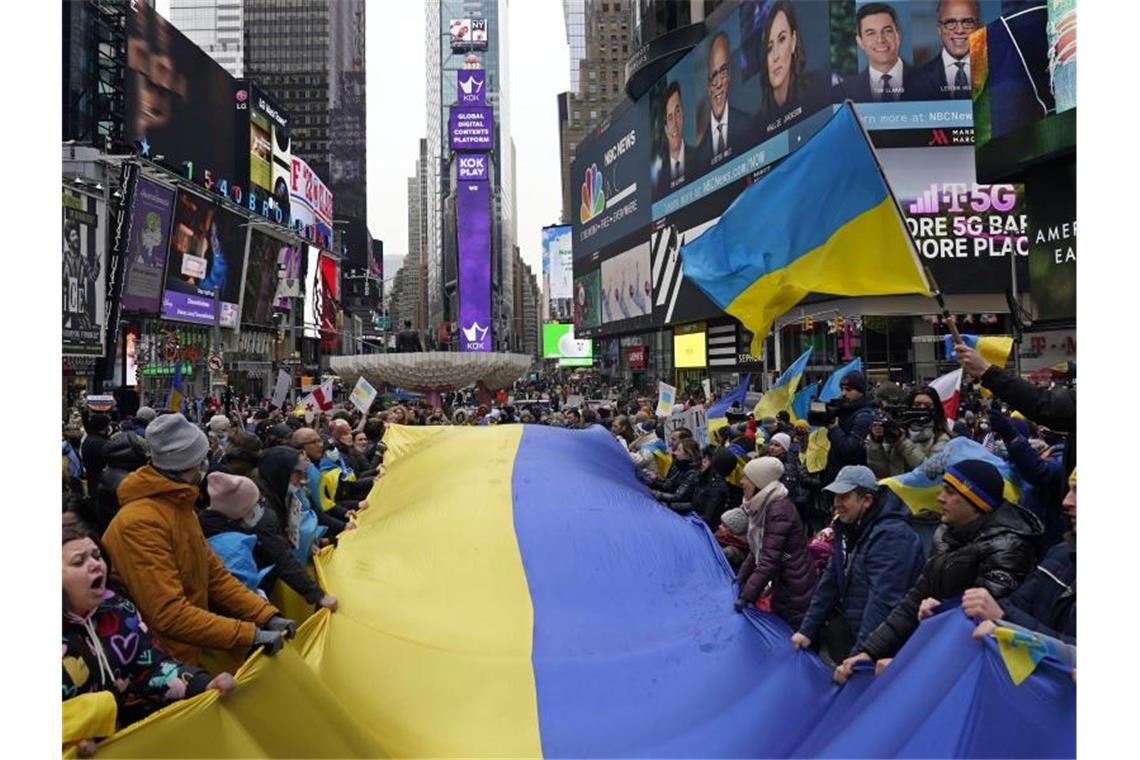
655,82 -> 695,198
694,32 -> 754,173
912,0 -> 980,100
838,2 -> 918,102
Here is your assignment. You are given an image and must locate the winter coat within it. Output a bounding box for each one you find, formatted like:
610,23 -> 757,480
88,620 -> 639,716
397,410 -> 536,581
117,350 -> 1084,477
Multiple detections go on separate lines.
824,396 -> 875,485
999,533 -> 1076,644
1005,436 -> 1069,548
646,458 -> 700,513
200,505 -> 324,606
102,465 -> 278,665
82,434 -> 111,493
866,429 -> 950,478
774,451 -> 809,511
94,434 -> 150,532
693,468 -> 739,531
798,491 -> 926,654
860,502 -> 1043,660
981,365 -> 1076,476
736,493 -> 817,627
63,590 -> 212,728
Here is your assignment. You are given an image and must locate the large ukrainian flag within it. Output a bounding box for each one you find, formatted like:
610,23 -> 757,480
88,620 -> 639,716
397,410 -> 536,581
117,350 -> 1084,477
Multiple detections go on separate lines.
681,103 -> 930,355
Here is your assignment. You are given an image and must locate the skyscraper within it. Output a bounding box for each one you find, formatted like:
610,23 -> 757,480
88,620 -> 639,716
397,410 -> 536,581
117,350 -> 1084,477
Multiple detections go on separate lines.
557,0 -> 633,224
424,0 -> 515,348
242,0 -> 369,269
169,0 -> 245,77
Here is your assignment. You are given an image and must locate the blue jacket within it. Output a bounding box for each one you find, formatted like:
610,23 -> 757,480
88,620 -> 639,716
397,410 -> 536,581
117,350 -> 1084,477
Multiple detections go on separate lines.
1000,535 -> 1076,644
1005,437 -> 1068,549
798,491 -> 926,654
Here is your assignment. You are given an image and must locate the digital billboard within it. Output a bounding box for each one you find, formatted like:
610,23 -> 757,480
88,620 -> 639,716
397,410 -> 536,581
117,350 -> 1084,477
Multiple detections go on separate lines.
449,107 -> 495,152
542,225 -> 573,321
542,322 -> 593,361
457,153 -> 490,182
125,1 -> 236,186
242,229 -> 284,327
217,216 -> 249,330
120,177 -> 176,313
673,331 -> 707,369
457,180 -> 493,352
319,253 -> 340,353
234,81 -> 293,222
1025,160 -> 1075,323
303,245 -> 321,338
457,69 -> 486,107
275,244 -> 303,310
289,156 -> 334,249
162,191 -> 245,325
62,189 -> 106,357
449,18 -> 489,50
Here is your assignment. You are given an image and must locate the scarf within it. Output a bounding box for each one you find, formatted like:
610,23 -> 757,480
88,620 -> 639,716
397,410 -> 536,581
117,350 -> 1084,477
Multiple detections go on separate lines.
742,480 -> 789,562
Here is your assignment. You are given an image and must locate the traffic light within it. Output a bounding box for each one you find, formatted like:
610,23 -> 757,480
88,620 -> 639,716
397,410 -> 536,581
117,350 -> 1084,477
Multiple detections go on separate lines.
802,315 -> 814,331
833,316 -> 845,334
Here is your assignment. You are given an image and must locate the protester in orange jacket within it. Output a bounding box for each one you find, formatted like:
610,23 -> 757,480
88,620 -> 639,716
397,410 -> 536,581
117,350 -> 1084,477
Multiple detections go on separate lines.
102,413 -> 297,666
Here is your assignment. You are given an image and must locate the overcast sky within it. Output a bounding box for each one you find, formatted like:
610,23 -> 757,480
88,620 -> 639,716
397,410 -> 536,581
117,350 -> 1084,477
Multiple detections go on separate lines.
157,0 -> 570,286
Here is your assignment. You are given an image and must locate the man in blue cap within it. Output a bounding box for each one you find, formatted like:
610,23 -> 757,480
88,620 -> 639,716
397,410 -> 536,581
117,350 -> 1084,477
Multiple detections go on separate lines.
833,459 -> 1041,683
793,465 -> 925,665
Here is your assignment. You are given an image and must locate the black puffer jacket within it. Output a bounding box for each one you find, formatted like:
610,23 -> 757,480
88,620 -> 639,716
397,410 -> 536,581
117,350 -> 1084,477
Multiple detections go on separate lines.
861,502 -> 1043,660
646,458 -> 700,513
694,449 -> 743,530
824,396 -> 875,485
94,433 -> 149,532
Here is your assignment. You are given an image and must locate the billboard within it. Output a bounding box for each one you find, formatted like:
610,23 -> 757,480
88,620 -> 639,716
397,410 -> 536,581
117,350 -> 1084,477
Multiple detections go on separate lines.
571,98 -> 651,257
275,244 -> 303,310
673,331 -> 707,369
542,225 -> 573,300
1025,160 -> 1075,323
120,178 -> 176,313
217,219 -> 249,329
162,191 -> 244,325
449,107 -> 495,152
289,156 -> 335,249
600,239 -> 653,327
235,82 -> 293,221
543,322 -> 594,367
242,229 -> 285,327
457,69 -> 486,107
457,181 -> 493,352
303,245 -> 321,338
457,153 -> 490,182
319,253 -> 340,353
449,18 -> 489,50
62,190 -> 106,357
125,1 -> 236,186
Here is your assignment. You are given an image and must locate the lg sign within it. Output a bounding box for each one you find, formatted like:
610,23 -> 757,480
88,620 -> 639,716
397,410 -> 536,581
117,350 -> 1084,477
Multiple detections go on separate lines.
457,154 -> 488,181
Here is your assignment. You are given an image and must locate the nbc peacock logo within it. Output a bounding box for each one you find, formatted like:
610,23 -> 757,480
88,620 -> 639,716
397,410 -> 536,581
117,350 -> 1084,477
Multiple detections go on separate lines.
579,164 -> 606,224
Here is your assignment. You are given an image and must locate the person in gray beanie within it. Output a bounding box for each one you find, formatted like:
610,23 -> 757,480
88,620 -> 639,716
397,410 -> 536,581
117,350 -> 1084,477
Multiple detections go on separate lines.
102,414 -> 298,666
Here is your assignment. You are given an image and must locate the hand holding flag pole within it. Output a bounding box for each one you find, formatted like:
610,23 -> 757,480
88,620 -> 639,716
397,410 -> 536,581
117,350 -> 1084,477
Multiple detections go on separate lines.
924,266 -> 963,345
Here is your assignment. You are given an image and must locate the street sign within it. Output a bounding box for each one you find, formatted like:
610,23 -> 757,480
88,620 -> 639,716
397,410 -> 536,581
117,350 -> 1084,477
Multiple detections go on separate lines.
375,315 -> 392,331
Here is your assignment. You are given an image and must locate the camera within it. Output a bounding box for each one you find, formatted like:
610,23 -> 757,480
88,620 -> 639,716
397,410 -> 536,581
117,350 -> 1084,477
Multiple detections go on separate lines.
873,405 -> 935,441
806,399 -> 843,427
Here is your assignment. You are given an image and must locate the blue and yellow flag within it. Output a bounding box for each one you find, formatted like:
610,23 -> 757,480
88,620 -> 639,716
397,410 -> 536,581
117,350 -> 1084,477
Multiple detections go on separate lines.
819,356 -> 863,403
680,104 -> 930,355
790,381 -> 819,422
755,347 -> 812,420
167,362 -> 184,413
882,436 -> 1022,516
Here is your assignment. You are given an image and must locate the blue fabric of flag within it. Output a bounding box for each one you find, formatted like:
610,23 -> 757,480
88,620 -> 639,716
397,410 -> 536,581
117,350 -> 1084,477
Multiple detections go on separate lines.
707,374 -> 752,419
820,357 -> 863,403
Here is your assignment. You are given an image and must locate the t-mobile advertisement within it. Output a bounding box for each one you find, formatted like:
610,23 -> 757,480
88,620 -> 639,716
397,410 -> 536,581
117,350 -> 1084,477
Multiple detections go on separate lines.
120,178 -> 175,313
457,181 -> 492,352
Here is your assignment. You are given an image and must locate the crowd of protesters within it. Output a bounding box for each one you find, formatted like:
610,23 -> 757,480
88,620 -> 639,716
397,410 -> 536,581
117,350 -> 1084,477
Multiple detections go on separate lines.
61,341 -> 1075,752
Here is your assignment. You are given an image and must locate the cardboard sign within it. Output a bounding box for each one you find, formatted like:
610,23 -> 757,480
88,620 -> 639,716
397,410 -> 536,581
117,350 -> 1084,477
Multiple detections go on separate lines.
655,382 -> 676,418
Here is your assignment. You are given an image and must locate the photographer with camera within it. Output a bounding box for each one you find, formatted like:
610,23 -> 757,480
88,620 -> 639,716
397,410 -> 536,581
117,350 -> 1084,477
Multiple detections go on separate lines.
865,386 -> 951,478
821,371 -> 876,487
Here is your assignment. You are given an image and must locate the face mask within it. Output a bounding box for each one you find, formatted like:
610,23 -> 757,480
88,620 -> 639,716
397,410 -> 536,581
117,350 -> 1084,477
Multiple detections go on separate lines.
242,503 -> 265,529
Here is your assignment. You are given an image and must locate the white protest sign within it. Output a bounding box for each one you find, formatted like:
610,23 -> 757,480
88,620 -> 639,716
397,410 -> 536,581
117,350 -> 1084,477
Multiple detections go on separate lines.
655,382 -> 677,418
702,379 -> 712,402
350,376 -> 379,415
665,404 -> 709,447
271,370 -> 292,409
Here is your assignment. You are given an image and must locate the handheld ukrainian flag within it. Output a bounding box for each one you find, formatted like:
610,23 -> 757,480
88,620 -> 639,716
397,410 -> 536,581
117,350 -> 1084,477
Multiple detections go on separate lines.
790,381 -> 819,422
708,374 -> 751,419
167,362 -> 184,413
680,103 -> 930,355
819,356 -> 863,403
882,437 -> 1022,516
944,334 -> 1014,398
754,347 -> 812,420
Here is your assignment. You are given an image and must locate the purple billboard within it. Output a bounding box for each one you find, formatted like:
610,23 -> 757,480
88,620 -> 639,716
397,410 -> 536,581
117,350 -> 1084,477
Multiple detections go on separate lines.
449,106 -> 494,151
456,153 -> 490,181
457,69 -> 486,106
457,180 -> 492,352
120,178 -> 175,313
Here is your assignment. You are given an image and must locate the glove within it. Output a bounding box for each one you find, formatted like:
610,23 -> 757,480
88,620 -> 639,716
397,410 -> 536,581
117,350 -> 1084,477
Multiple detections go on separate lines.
988,410 -> 1017,442
253,627 -> 285,656
734,598 -> 747,613
264,615 -> 298,639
